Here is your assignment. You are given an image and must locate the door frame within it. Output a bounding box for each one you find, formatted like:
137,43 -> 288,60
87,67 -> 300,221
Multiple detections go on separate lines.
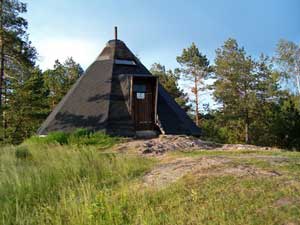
129,75 -> 158,130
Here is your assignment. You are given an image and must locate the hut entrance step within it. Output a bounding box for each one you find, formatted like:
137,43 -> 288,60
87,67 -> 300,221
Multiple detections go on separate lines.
135,130 -> 158,139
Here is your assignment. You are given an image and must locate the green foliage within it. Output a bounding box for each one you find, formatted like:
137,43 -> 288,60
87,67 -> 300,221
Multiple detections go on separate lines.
213,38 -> 256,143
38,131 -> 69,145
202,93 -> 300,149
3,68 -> 50,144
0,54 -> 83,145
15,145 -> 31,159
270,97 -> 300,149
0,0 -> 36,66
43,57 -> 83,109
211,39 -> 286,145
275,39 -> 300,95
202,112 -> 245,144
25,129 -> 119,148
176,43 -> 211,70
0,0 -> 40,144
176,43 -> 212,126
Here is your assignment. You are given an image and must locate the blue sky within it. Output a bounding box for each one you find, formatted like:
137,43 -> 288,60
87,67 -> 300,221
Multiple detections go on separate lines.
24,0 -> 300,70
24,0 -> 299,108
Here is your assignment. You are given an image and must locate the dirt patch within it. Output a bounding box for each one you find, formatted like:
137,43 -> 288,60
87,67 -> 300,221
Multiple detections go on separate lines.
221,165 -> 281,177
274,197 -> 300,207
115,135 -> 280,155
143,157 -> 281,188
143,157 -> 228,187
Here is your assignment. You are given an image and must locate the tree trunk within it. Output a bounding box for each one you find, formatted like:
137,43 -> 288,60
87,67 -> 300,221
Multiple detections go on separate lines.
194,76 -> 200,126
245,110 -> 249,144
0,0 -> 4,110
245,122 -> 249,144
0,0 -> 6,140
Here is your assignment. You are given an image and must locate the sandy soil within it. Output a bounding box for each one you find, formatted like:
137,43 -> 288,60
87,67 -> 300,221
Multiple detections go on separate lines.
113,135 -> 287,188
143,156 -> 282,188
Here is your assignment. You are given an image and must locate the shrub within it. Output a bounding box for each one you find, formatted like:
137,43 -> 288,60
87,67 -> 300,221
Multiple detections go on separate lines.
71,128 -> 92,138
46,131 -> 69,144
25,129 -> 119,148
15,146 -> 32,159
25,131 -> 69,145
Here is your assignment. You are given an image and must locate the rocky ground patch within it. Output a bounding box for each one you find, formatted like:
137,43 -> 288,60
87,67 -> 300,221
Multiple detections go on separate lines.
143,156 -> 282,188
114,135 -> 288,189
115,135 -> 279,155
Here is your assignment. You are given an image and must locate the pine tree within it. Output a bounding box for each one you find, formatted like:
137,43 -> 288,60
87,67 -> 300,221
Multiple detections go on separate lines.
5,68 -> 49,143
249,55 -> 282,145
176,43 -> 212,126
213,38 -> 255,143
0,0 -> 37,142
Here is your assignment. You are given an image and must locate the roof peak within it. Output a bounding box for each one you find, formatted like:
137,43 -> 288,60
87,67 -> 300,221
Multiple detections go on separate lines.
97,39 -> 135,61
106,39 -> 125,45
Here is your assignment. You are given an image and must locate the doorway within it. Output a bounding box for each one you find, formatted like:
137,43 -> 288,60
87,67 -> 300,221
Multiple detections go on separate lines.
131,76 -> 157,131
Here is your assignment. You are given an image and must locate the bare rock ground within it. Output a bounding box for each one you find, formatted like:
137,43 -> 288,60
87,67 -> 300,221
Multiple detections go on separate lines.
115,135 -> 279,155
114,135 -> 284,188
143,156 -> 281,188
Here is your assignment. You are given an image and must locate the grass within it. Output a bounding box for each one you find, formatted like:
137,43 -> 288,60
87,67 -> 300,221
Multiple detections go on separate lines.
169,149 -> 300,158
85,175 -> 300,225
0,132 -> 154,225
25,129 -> 119,148
1,133 -> 300,225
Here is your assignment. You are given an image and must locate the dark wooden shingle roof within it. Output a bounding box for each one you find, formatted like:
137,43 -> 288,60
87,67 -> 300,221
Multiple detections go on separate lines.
38,39 -> 201,136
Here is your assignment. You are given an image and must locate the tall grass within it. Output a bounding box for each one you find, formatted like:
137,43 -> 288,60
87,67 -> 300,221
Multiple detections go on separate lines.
1,133 -> 300,225
0,140 -> 154,225
86,175 -> 300,225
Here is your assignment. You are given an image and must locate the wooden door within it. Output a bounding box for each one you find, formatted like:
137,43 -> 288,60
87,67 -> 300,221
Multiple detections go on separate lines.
132,79 -> 155,130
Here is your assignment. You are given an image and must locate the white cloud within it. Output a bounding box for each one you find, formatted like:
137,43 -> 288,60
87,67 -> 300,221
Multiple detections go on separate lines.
33,37 -> 105,71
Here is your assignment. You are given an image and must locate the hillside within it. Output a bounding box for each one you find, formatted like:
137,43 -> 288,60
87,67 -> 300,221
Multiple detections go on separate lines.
0,133 -> 300,225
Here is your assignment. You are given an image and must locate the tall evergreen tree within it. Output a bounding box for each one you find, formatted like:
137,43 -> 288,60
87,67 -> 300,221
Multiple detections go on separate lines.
0,0 -> 37,142
249,55 -> 282,145
176,43 -> 212,126
213,38 -> 255,143
5,68 -> 49,143
150,63 -> 191,111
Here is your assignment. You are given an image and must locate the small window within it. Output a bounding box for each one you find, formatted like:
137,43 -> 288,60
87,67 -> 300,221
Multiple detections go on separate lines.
133,84 -> 146,92
136,93 -> 145,99
114,59 -> 136,65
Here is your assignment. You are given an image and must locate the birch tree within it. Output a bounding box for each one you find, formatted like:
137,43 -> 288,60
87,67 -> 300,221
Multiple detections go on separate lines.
276,39 -> 300,95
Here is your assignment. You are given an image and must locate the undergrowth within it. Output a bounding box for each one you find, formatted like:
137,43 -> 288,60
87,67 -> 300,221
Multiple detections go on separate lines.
24,129 -> 119,148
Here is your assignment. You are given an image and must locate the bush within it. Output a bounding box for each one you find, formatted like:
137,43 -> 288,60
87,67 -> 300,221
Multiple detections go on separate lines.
25,129 -> 119,148
15,146 -> 32,159
71,128 -> 92,138
25,131 -> 69,145
45,131 -> 69,144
